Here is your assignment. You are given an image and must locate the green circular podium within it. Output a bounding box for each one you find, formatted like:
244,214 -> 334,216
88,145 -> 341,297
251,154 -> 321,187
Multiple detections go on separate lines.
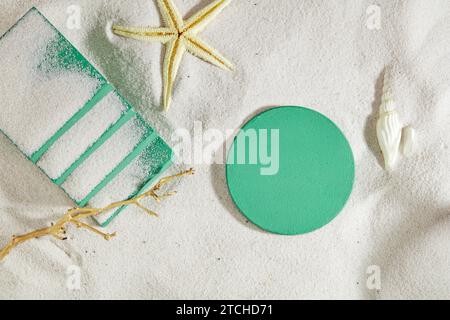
226,106 -> 355,235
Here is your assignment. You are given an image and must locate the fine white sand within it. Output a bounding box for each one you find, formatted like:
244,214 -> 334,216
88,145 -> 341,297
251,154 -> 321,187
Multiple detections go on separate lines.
0,0 -> 449,299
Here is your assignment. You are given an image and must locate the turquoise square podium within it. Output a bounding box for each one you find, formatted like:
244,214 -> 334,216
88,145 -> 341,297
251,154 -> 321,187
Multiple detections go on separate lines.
0,8 -> 173,226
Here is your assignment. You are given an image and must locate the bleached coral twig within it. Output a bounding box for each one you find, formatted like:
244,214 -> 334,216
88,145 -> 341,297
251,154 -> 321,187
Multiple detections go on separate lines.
0,168 -> 194,261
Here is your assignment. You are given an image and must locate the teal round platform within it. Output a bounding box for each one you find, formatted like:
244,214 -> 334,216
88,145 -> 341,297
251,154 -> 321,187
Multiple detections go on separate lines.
226,106 -> 355,235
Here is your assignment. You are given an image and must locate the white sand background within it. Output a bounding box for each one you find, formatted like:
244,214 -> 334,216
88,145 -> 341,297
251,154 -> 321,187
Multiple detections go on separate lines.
0,0 -> 449,299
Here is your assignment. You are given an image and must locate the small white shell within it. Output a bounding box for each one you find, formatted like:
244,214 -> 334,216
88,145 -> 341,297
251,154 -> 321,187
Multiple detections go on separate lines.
401,126 -> 416,157
377,69 -> 402,171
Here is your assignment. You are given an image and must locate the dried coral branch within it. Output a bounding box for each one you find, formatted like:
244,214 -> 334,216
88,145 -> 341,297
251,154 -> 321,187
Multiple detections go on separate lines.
0,168 -> 194,261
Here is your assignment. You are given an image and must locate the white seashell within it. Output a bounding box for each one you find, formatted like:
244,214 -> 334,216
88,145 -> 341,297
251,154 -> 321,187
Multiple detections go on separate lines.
401,125 -> 416,157
377,69 -> 402,171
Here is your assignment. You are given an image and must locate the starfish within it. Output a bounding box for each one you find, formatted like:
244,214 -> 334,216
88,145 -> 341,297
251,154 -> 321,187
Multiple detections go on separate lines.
113,0 -> 234,111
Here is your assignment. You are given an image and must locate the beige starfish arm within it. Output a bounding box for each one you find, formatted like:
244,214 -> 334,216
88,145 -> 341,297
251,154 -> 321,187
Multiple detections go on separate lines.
183,0 -> 232,34
163,38 -> 186,110
183,35 -> 234,71
112,25 -> 176,43
157,0 -> 184,31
